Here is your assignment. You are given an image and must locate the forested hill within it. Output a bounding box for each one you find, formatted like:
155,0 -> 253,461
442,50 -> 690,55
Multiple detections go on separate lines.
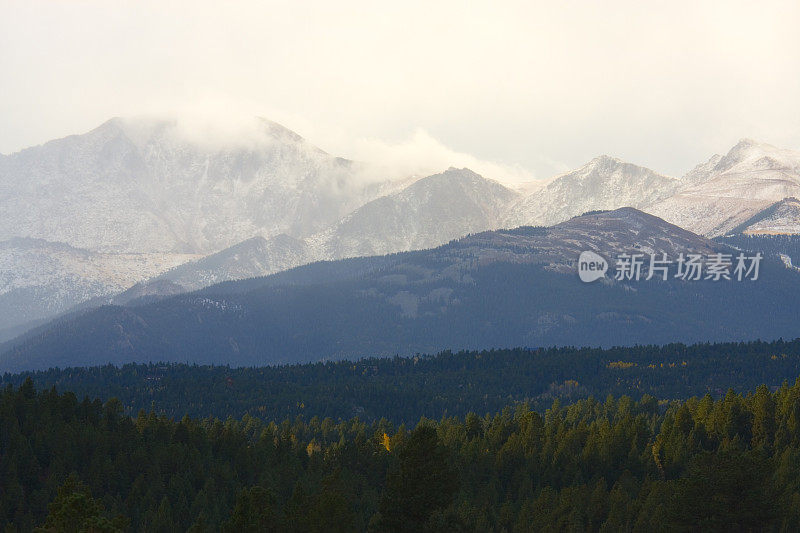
5,338 -> 800,424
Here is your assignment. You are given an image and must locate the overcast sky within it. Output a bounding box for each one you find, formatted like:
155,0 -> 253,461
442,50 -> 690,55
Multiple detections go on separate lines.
1,0 -> 799,183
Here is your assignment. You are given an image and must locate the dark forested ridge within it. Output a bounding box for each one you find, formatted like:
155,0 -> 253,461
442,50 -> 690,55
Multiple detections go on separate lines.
715,234 -> 800,266
4,372 -> 800,531
4,339 -> 800,426
3,259 -> 800,373
5,209 -> 800,372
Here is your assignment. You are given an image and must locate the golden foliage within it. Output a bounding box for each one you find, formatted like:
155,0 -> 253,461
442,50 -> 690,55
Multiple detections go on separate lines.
607,361 -> 637,369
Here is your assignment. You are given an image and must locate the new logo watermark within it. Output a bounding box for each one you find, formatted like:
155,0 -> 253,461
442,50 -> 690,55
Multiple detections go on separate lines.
578,251 -> 608,282
577,251 -> 762,283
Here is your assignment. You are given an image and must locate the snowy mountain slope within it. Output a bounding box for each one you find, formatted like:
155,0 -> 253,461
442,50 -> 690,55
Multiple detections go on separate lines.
729,197 -> 800,235
504,156 -> 678,227
681,153 -> 723,186
0,116 -> 397,254
0,238 -> 197,339
644,140 -> 800,236
153,234 -> 311,291
310,167 -> 520,259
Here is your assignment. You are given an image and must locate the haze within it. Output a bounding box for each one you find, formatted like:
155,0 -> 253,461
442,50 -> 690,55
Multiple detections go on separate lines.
1,0 -> 799,183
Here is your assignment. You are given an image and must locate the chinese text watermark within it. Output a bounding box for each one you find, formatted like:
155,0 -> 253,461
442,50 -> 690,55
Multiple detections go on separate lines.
578,251 -> 762,283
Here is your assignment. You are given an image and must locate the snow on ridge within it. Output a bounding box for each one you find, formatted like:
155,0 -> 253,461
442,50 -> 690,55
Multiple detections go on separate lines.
503,156 -> 678,228
644,140 -> 800,236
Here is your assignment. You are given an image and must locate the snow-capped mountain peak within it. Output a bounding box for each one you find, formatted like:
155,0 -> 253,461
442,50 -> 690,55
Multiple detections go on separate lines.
309,167 -> 520,259
503,156 -> 678,227
678,139 -> 800,188
581,154 -> 625,169
712,138 -> 800,176
644,140 -> 800,236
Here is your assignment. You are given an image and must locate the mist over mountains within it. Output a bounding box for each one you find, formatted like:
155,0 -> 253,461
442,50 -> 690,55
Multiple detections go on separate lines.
0,116 -> 402,333
2,116 -> 800,354
0,116 -> 410,254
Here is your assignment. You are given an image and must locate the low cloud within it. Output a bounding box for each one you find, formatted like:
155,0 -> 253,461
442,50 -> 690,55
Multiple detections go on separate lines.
119,100 -> 287,151
350,129 -> 544,186
119,107 -> 560,189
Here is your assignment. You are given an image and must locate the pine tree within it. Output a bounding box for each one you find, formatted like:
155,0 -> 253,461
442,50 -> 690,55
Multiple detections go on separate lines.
375,425 -> 459,532
35,474 -> 127,533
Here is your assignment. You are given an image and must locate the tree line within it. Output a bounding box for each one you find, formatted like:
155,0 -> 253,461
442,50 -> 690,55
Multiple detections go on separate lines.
4,338 -> 800,425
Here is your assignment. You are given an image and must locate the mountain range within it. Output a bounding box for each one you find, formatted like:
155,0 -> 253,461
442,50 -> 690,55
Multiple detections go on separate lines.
4,207 -> 799,372
2,117 -> 800,346
153,136 -> 800,293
